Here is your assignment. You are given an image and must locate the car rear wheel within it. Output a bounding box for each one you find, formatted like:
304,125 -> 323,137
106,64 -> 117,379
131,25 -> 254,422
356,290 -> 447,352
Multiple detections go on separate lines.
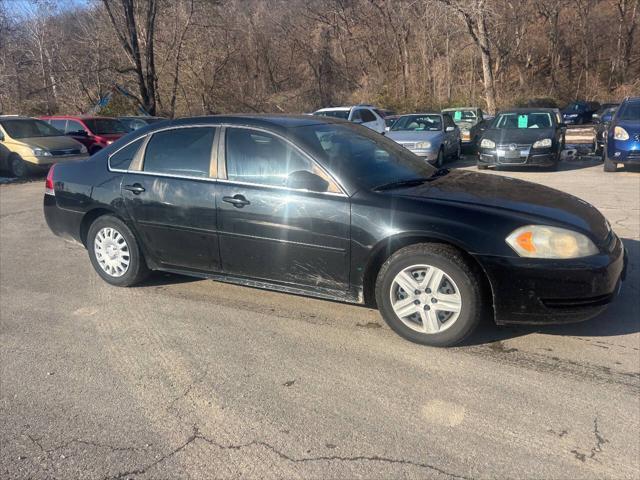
476,163 -> 488,170
375,243 -> 484,347
87,215 -> 149,286
603,151 -> 617,172
9,154 -> 29,178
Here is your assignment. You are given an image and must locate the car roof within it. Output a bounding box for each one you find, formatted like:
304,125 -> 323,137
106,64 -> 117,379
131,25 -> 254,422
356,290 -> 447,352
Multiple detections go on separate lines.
0,115 -> 36,120
442,107 -> 478,111
162,114 -> 345,130
40,115 -> 116,120
314,107 -> 353,112
398,112 -> 442,117
497,108 -> 557,114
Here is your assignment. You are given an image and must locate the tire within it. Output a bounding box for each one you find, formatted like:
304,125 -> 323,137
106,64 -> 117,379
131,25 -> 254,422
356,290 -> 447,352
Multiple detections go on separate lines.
477,164 -> 488,170
435,148 -> 444,168
603,150 -> 617,172
452,142 -> 461,161
375,243 -> 484,347
9,154 -> 29,178
87,215 -> 149,287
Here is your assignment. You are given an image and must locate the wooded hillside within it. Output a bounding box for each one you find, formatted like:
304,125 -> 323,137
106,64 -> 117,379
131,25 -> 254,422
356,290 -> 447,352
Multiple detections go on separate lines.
1,0 -> 638,116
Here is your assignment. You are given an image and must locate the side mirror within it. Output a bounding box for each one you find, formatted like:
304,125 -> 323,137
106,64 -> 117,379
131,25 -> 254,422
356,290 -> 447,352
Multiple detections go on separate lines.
446,126 -> 455,132
286,170 -> 329,192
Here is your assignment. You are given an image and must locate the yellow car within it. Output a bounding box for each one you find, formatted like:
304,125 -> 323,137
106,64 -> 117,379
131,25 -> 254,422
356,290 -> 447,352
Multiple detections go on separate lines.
0,116 -> 88,178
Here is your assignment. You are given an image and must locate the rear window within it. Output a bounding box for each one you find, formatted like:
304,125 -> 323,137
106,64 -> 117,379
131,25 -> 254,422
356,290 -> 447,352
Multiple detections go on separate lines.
143,127 -> 215,178
84,119 -> 128,135
313,110 -> 349,120
494,113 -> 552,129
617,101 -> 640,121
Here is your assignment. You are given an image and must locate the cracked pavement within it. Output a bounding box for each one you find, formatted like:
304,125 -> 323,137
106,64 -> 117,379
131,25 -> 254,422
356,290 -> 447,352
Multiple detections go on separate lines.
1,159 -> 639,479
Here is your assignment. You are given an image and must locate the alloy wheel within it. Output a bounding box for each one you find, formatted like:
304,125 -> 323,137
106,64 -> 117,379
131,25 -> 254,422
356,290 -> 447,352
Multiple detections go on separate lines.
94,227 -> 130,277
389,264 -> 462,334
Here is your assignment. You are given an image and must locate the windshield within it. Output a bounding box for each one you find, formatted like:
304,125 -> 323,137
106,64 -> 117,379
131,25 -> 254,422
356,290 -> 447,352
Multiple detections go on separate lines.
494,112 -> 553,129
566,103 -> 585,112
84,118 -> 128,135
0,119 -> 63,139
292,123 -> 436,190
617,101 -> 640,121
312,110 -> 350,120
445,110 -> 476,124
391,115 -> 442,132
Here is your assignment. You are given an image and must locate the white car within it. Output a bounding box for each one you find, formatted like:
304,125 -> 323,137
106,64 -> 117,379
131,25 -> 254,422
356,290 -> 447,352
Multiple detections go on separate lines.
312,105 -> 386,133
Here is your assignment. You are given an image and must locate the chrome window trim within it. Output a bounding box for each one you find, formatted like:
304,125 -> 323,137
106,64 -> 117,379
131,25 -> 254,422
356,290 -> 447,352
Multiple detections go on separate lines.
220,124 -> 347,196
107,122 -> 348,198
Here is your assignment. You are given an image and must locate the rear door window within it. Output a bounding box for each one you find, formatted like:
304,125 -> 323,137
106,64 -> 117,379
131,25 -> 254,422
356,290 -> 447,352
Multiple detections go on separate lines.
49,119 -> 67,132
66,120 -> 86,135
143,127 -> 215,178
109,137 -> 145,170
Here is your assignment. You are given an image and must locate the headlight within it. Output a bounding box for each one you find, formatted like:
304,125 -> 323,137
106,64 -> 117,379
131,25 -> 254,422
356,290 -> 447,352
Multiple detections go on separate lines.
31,147 -> 51,157
480,138 -> 495,149
614,126 -> 629,140
506,225 -> 598,259
532,138 -> 552,148
415,141 -> 431,149
79,145 -> 88,154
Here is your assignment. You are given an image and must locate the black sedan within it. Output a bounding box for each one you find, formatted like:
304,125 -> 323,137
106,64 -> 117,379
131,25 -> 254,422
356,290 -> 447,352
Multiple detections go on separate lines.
477,108 -> 565,170
44,115 -> 625,347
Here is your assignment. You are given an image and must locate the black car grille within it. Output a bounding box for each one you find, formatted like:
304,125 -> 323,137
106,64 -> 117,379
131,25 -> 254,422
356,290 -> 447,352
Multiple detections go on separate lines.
627,151 -> 640,160
50,148 -> 82,156
542,293 -> 614,309
497,143 -> 531,149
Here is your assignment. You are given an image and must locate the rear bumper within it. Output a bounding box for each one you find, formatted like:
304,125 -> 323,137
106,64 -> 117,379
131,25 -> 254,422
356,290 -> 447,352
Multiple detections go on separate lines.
43,194 -> 84,244
476,235 -> 626,325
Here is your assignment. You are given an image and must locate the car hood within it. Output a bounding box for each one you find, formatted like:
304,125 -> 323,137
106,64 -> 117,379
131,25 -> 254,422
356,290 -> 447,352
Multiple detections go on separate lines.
20,135 -> 83,150
386,131 -> 442,142
393,170 -> 610,241
482,128 -> 555,145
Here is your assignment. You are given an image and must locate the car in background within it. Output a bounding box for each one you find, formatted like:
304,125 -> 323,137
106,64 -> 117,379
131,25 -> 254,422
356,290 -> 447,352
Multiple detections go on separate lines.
0,115 -> 88,178
561,101 -> 600,125
312,105 -> 386,133
477,108 -> 565,170
441,107 -> 485,151
118,116 -> 166,132
386,113 -> 460,166
384,115 -> 400,131
41,115 -> 128,155
593,106 -> 618,154
43,114 -> 625,347
604,97 -> 640,172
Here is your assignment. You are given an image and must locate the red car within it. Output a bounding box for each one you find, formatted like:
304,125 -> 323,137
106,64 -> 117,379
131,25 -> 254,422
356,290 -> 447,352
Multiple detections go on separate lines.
40,116 -> 128,155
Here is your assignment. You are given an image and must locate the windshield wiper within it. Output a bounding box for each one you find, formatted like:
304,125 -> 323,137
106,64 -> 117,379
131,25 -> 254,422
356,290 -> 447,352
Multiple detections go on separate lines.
373,169 -> 450,191
373,178 -> 430,191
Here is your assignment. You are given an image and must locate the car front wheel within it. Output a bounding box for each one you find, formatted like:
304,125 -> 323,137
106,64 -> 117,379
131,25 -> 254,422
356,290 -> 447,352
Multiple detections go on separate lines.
9,154 -> 29,178
375,243 -> 484,347
603,150 -> 617,172
87,215 -> 149,286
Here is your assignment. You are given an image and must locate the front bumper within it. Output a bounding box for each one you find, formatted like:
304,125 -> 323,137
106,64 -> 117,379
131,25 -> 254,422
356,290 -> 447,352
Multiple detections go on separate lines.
26,154 -> 89,167
479,147 -> 557,167
607,140 -> 640,164
412,150 -> 438,161
476,234 -> 626,325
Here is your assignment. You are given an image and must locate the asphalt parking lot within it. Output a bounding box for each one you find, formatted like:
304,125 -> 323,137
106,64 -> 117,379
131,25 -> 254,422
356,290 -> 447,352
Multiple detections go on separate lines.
1,157 -> 639,479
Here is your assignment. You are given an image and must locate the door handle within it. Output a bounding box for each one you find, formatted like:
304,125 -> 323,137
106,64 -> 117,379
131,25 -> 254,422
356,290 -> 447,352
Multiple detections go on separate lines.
124,184 -> 145,194
223,194 -> 250,208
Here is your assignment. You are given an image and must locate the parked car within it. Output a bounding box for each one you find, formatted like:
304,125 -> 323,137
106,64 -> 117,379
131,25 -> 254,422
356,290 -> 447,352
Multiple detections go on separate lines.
0,115 -> 88,178
477,108 -> 565,170
593,106 -> 618,154
118,116 -> 166,132
441,107 -> 484,151
41,115 -> 128,154
43,115 -> 625,347
604,96 -> 640,172
384,115 -> 400,131
386,113 -> 460,166
561,101 -> 600,125
312,105 -> 386,133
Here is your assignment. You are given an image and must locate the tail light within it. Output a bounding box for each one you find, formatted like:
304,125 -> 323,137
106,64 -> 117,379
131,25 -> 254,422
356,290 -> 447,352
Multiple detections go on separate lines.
45,165 -> 55,196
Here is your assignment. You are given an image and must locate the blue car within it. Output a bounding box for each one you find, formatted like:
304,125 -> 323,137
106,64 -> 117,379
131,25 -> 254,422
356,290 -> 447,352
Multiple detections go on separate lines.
604,97 -> 640,172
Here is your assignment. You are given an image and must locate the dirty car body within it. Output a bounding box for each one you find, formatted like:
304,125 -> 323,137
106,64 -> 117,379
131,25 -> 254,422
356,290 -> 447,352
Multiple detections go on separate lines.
44,115 -> 625,336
